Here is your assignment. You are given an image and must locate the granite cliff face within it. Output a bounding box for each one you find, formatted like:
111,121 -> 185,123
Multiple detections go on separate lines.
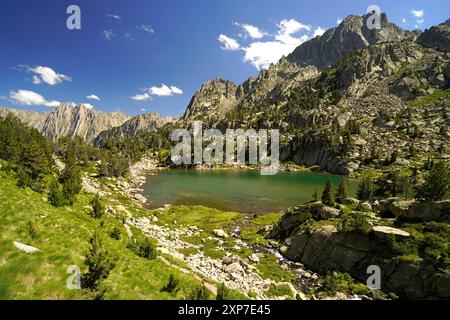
0,104 -> 130,143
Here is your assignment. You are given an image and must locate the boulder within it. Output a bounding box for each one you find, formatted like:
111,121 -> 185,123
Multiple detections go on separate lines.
372,226 -> 410,239
213,229 -> 229,238
360,202 -> 373,212
222,256 -> 233,265
316,205 -> 340,220
225,262 -> 243,274
249,253 -> 260,263
135,217 -> 150,229
134,193 -> 148,203
116,205 -> 127,212
13,241 -> 40,254
377,198 -> 414,217
406,200 -> 450,223
269,205 -> 312,239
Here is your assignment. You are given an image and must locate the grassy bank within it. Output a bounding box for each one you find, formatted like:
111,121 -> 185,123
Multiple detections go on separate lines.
0,172 -> 210,300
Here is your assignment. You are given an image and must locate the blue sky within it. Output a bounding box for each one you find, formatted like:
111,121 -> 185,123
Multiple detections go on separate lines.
0,0 -> 448,117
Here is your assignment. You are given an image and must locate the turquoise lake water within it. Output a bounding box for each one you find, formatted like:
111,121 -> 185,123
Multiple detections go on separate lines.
142,170 -> 358,214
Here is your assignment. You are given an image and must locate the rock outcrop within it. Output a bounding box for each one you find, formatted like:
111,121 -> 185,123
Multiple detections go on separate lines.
281,224 -> 450,299
417,19 -> 450,52
377,198 -> 450,223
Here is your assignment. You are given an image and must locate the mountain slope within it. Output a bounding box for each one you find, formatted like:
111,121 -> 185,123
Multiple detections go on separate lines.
179,14 -> 449,174
93,112 -> 173,147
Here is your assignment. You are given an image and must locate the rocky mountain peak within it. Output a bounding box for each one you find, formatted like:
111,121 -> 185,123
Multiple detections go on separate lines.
182,78 -> 238,121
288,12 -> 406,69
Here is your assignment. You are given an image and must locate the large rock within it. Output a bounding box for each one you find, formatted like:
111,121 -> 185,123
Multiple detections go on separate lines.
377,198 -> 414,217
225,262 -> 243,274
270,203 -> 343,239
405,200 -> 450,223
316,205 -> 340,220
13,241 -> 40,254
269,205 -> 312,239
372,226 -> 410,239
213,229 -> 229,238
281,224 -> 449,299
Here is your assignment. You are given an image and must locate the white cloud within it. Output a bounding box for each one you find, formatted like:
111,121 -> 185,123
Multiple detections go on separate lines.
103,29 -> 115,40
337,17 -> 343,25
141,108 -> 147,112
241,19 -> 311,70
235,23 -> 267,39
131,93 -> 152,101
9,89 -> 60,107
170,86 -> 183,95
86,94 -> 100,101
218,34 -> 240,51
402,18 -> 407,24
28,66 -> 71,85
106,14 -> 121,21
275,19 -> 310,46
149,84 -> 183,96
411,10 -> 424,18
313,27 -> 326,38
411,9 -> 425,26
136,24 -> 154,33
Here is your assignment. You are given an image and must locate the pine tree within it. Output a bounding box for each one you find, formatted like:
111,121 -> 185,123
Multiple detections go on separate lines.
321,179 -> 335,206
90,195 -> 105,219
187,285 -> 209,300
216,283 -> 232,300
357,178 -> 373,200
160,274 -> 180,296
335,178 -> 348,201
60,163 -> 81,204
311,190 -> 319,202
48,179 -> 66,207
82,229 -> 116,291
415,162 -> 449,202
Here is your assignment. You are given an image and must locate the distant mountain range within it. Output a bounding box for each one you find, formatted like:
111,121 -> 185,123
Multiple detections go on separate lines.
1,13 -> 449,173
0,104 -> 131,143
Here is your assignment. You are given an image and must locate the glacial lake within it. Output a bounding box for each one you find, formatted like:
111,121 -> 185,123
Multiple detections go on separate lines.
142,170 -> 359,214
